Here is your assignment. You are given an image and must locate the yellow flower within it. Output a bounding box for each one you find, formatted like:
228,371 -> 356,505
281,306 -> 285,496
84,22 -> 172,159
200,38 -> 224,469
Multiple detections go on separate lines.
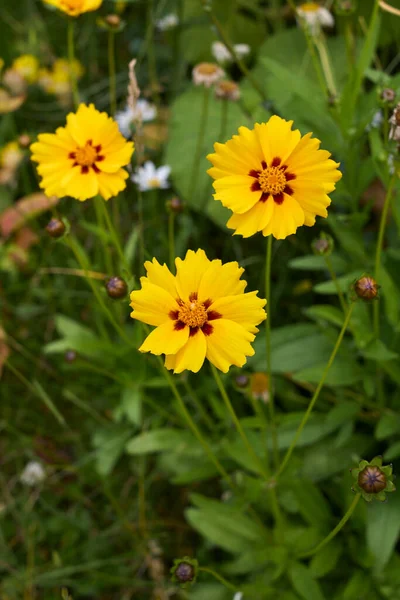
53,58 -> 84,79
207,115 -> 342,240
0,142 -> 24,170
130,249 -> 266,374
12,55 -> 39,83
30,103 -> 134,201
43,0 -> 102,17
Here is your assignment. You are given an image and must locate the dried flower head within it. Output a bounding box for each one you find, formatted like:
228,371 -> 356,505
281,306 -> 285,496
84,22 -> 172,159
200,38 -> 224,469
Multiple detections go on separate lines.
250,372 -> 269,403
105,276 -> 128,299
351,456 -> 396,502
389,103 -> 400,141
381,87 -> 396,105
170,557 -> 198,588
192,62 -> 225,87
353,275 -> 379,301
215,80 -> 240,102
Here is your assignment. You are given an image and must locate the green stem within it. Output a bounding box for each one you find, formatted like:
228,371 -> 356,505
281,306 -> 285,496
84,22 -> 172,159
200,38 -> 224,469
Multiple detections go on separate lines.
314,35 -> 338,98
168,211 -> 175,271
198,567 -> 239,593
374,175 -> 396,340
137,188 -> 145,274
67,19 -> 79,108
146,0 -> 160,107
218,99 -> 229,142
188,86 -> 210,202
298,493 -> 361,558
211,364 -> 269,479
108,30 -> 117,116
94,197 -> 113,274
265,236 -> 279,468
98,198 -> 132,279
182,377 -> 214,430
276,302 -> 355,479
207,11 -> 267,102
324,255 -> 347,313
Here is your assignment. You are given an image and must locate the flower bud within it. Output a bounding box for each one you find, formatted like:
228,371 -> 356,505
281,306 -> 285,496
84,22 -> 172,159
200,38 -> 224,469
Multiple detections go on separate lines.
18,133 -> 31,148
380,87 -> 396,106
334,0 -> 356,16
311,233 -> 334,256
353,275 -> 379,301
64,350 -> 77,363
351,456 -> 396,502
105,276 -> 128,299
46,218 -> 66,239
234,373 -> 250,389
170,557 -> 198,588
105,14 -> 121,28
166,196 -> 184,213
250,372 -> 269,403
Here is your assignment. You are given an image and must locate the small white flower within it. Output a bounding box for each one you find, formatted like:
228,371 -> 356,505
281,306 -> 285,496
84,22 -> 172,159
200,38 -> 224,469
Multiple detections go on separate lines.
192,62 -> 225,87
365,110 -> 383,132
233,593 -> 243,600
296,3 -> 334,35
132,161 -> 171,191
156,13 -> 179,31
212,41 -> 250,64
115,99 -> 157,138
20,461 -> 46,486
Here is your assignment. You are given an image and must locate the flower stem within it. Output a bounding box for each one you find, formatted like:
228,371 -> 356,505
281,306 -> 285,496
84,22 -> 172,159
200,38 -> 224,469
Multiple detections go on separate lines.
218,98 -> 229,142
198,567 -> 239,593
324,255 -> 347,313
374,175 -> 396,341
98,198 -> 132,280
211,364 -> 269,479
265,236 -> 279,469
182,377 -> 214,430
188,86 -> 210,202
207,10 -> 267,102
314,34 -> 338,98
275,302 -> 355,479
108,30 -> 117,116
146,0 -> 160,107
298,493 -> 361,558
168,211 -> 175,271
67,19 -> 79,108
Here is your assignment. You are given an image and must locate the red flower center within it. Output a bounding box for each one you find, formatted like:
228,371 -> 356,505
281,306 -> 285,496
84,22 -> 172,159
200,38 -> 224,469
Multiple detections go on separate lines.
169,293 -> 222,337
69,140 -> 105,174
249,157 -> 296,205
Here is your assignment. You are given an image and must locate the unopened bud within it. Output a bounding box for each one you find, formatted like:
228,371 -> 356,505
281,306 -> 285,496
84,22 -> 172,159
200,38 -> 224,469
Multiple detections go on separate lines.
311,233 -> 334,256
46,218 -> 66,239
170,557 -> 198,588
358,465 -> 386,494
105,276 -> 128,299
351,456 -> 396,502
105,14 -> 121,28
334,0 -> 356,16
18,134 -> 31,148
353,275 -> 379,301
166,196 -> 184,213
380,87 -> 396,105
235,374 -> 250,389
64,350 -> 77,363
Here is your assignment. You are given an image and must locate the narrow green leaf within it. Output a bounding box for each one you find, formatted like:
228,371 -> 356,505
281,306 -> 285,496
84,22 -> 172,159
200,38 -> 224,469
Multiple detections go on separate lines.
288,562 -> 326,600
366,492 -> 400,572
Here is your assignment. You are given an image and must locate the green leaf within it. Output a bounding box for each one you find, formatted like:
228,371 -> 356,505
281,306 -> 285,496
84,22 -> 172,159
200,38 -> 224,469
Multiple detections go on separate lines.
375,412 -> 400,440
289,255 -> 347,273
363,339 -> 399,362
117,386 -> 142,426
309,540 -> 342,578
313,271 -> 361,295
92,428 -> 130,476
384,441 -> 400,461
341,571 -> 374,600
288,562 -> 326,600
125,428 -> 194,455
290,480 -> 332,528
379,265 -> 400,328
366,491 -> 400,572
305,305 -> 344,328
294,359 -> 363,387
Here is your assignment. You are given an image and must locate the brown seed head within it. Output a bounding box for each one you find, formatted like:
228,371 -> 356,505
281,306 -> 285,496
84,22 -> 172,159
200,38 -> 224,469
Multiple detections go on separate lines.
215,80 -> 240,101
381,88 -> 396,104
46,218 -> 66,239
105,14 -> 121,27
106,276 -> 128,299
358,465 -> 386,494
175,562 -> 195,583
354,276 -> 379,301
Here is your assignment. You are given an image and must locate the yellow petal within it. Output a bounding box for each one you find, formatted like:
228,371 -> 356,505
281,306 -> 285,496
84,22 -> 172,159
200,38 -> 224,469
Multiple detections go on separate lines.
210,292 -> 266,333
96,169 -> 129,200
144,258 -> 177,298
262,194 -> 305,239
62,167 -> 99,201
175,249 -> 211,300
213,175 -> 261,214
255,117 -> 301,166
172,331 -> 207,373
139,321 -> 189,355
205,319 -> 255,373
165,354 -> 176,371
130,281 -> 178,326
226,198 -> 274,238
198,260 -> 246,301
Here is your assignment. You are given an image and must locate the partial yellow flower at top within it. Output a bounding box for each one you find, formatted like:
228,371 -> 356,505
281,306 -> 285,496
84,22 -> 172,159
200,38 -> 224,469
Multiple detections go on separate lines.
30,103 -> 134,201
130,249 -> 266,374
11,55 -> 39,83
43,0 -> 102,17
207,115 -> 342,240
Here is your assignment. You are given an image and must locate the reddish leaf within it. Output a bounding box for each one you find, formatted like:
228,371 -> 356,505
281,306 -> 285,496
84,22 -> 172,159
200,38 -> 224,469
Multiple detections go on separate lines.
0,193 -> 59,237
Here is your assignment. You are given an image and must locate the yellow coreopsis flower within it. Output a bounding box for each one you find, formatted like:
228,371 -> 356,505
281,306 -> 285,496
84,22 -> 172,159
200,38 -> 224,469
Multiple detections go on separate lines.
12,55 -> 39,83
30,103 -> 134,201
43,0 -> 102,17
130,249 -> 266,374
207,115 -> 342,240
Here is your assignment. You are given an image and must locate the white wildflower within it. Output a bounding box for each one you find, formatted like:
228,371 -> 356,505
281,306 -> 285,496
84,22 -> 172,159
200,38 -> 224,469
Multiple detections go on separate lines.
296,3 -> 334,36
115,99 -> 157,138
192,62 -> 225,87
20,461 -> 46,486
233,593 -> 243,600
156,13 -> 178,31
212,41 -> 250,64
132,161 -> 171,191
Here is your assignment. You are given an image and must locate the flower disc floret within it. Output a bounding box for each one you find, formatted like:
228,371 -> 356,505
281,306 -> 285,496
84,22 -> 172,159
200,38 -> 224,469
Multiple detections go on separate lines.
207,115 -> 342,239
129,249 -> 266,373
30,103 -> 134,201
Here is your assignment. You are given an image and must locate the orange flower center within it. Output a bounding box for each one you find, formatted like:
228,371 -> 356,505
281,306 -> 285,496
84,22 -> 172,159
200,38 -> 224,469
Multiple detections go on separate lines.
69,139 -> 105,174
178,301 -> 208,328
75,142 -> 97,167
197,63 -> 219,76
258,166 -> 287,195
299,2 -> 320,12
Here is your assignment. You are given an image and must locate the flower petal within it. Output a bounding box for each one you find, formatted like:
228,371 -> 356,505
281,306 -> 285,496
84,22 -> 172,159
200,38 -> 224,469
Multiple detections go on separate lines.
130,281 -> 178,326
139,320 -> 189,355
262,194 -> 305,239
210,292 -> 266,333
255,117 -> 301,166
226,198 -> 274,238
198,260 -> 246,301
144,258 -> 177,298
172,330 -> 207,373
175,249 -> 211,300
205,319 -> 255,373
